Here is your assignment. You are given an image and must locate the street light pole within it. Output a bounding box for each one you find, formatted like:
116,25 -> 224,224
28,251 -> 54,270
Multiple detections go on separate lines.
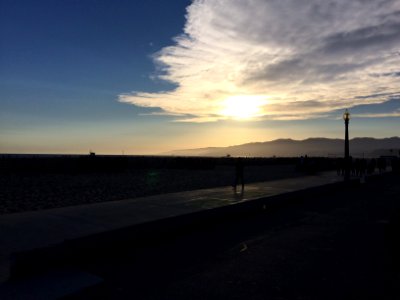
343,109 -> 350,180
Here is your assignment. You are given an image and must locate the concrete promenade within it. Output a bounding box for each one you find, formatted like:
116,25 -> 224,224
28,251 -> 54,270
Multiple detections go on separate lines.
0,171 -> 358,299
67,171 -> 398,300
0,171 -> 343,283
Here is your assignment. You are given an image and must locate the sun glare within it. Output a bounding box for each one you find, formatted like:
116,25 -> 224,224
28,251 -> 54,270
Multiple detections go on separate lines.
220,95 -> 267,120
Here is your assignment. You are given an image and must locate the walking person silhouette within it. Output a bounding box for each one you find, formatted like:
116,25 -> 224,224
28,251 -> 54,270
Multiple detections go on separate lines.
233,157 -> 244,192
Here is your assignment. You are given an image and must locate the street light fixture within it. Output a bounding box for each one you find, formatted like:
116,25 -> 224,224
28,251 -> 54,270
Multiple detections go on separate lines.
343,109 -> 350,180
343,109 -> 350,122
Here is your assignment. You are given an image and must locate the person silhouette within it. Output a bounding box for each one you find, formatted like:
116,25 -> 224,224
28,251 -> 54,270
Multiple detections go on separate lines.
233,157 -> 244,192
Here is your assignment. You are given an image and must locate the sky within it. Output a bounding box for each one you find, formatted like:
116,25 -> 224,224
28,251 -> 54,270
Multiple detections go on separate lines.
1,0 -> 399,154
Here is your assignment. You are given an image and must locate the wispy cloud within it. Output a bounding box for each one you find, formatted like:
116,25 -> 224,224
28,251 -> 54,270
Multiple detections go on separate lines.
352,110 -> 400,118
120,0 -> 400,122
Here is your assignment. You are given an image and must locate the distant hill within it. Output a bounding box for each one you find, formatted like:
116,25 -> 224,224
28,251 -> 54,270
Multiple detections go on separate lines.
164,137 -> 400,158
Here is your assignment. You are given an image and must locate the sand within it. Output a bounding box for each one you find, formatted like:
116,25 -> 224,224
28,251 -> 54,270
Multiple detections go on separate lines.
0,164 -> 301,214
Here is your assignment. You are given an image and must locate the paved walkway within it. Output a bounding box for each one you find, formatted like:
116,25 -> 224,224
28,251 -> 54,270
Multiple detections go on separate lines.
66,172 -> 399,300
0,171 -> 342,284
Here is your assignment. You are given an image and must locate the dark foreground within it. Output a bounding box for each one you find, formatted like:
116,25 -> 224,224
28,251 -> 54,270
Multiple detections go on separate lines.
65,173 -> 400,300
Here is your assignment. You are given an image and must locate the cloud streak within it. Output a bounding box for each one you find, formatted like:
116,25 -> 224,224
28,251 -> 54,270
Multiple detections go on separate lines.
120,0 -> 400,121
352,111 -> 400,118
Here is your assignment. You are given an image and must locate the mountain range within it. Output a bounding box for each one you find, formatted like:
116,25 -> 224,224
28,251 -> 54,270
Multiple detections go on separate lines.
164,137 -> 400,158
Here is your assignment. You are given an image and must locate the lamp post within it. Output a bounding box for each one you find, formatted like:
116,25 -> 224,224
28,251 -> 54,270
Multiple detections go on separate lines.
343,109 -> 350,180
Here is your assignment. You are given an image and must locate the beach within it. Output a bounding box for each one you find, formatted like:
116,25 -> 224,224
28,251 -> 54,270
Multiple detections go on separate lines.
1,162 -> 302,215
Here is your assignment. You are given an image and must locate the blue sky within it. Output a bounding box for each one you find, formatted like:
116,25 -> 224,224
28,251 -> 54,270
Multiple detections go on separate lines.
1,0 -> 399,154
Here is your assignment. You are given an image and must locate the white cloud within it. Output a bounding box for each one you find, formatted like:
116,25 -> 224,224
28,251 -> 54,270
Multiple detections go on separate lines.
120,0 -> 400,121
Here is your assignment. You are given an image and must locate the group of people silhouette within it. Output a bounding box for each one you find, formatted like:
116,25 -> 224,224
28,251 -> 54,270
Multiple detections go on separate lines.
336,157 -> 388,177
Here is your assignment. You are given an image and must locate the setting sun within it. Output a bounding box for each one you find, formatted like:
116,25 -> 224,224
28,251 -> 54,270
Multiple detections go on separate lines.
220,95 -> 267,120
